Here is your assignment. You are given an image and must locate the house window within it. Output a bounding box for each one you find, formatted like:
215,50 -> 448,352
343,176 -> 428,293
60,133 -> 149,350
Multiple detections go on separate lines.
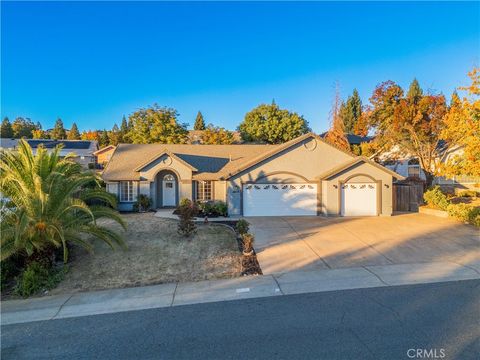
120,181 -> 137,202
407,159 -> 421,178
196,181 -> 212,201
408,165 -> 420,178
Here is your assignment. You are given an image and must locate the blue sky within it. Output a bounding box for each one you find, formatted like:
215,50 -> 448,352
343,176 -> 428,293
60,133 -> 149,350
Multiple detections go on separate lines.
1,1 -> 479,133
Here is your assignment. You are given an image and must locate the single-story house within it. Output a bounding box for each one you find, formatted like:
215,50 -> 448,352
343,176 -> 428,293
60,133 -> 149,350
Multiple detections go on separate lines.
93,145 -> 116,168
102,133 -> 404,216
0,138 -> 98,168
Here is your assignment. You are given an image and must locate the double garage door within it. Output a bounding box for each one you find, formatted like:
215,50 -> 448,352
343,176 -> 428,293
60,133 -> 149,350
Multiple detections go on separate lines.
243,182 -> 377,217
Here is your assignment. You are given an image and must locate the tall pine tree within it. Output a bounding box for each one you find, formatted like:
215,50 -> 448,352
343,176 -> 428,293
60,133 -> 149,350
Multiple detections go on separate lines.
68,122 -> 81,140
341,89 -> 363,134
194,111 -> 206,130
51,118 -> 67,139
119,115 -> 129,143
1,117 -> 13,138
407,78 -> 423,105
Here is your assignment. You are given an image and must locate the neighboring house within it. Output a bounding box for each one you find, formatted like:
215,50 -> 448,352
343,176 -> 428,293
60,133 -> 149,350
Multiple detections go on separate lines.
93,145 -> 116,168
188,130 -> 242,144
319,133 -> 374,146
376,143 -> 479,189
0,138 -> 98,168
102,133 -> 403,216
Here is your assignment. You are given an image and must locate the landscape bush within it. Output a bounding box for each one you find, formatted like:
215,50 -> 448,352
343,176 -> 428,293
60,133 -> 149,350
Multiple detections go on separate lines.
14,262 -> 66,297
133,194 -> 152,212
446,203 -> 480,225
423,186 -> 449,211
236,219 -> 250,235
197,201 -> 228,217
177,199 -> 199,237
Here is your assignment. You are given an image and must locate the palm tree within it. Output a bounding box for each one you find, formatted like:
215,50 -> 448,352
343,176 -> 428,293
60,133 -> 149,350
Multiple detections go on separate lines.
0,140 -> 126,263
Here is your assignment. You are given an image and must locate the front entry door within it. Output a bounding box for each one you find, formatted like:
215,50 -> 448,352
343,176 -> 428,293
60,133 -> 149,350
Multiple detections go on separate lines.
162,174 -> 176,206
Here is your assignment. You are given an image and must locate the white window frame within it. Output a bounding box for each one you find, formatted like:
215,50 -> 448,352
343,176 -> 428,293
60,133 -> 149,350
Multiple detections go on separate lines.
196,181 -> 213,201
119,181 -> 137,202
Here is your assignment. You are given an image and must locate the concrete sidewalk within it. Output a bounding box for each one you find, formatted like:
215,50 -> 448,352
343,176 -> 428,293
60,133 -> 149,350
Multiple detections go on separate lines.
2,260 -> 479,326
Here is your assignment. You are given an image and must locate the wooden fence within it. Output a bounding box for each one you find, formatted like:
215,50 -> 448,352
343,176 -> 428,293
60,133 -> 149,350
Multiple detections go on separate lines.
393,182 -> 424,212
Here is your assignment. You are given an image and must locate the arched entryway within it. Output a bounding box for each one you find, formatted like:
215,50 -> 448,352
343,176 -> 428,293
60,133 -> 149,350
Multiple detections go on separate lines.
155,170 -> 179,208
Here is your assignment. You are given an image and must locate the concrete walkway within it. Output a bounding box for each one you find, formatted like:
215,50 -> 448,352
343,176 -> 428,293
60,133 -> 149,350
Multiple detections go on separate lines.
2,260 -> 479,326
248,213 -> 480,274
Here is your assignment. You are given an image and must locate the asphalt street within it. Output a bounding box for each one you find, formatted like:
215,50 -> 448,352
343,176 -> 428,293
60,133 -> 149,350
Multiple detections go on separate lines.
2,280 -> 479,360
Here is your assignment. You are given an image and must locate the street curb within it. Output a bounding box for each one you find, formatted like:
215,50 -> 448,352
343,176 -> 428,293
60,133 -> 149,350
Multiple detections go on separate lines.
1,261 -> 479,326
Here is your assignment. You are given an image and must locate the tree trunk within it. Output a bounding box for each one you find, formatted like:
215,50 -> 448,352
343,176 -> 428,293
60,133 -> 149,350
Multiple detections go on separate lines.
423,170 -> 435,188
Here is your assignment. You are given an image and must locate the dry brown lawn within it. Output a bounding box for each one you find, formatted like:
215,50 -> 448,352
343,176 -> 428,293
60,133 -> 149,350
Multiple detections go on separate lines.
51,213 -> 242,294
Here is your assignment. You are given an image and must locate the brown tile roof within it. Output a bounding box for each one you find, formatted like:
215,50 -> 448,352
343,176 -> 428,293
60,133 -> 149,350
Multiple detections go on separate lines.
102,143 -> 276,181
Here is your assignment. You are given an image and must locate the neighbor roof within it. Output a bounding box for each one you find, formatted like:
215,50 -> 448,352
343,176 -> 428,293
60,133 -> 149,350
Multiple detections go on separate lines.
0,138 -> 98,156
320,132 -> 373,145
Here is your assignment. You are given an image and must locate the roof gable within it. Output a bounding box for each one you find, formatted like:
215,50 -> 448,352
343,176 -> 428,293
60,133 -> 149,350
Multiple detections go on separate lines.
221,132 -> 356,179
319,156 -> 405,180
134,149 -> 198,172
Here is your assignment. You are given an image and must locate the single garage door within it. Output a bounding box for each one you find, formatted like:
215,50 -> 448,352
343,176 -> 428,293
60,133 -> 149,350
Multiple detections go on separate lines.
341,183 -> 377,216
243,183 -> 317,216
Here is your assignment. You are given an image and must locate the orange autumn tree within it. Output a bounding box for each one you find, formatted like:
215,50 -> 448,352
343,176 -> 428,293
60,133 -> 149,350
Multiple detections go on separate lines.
368,79 -> 448,185
440,68 -> 480,178
325,85 -> 350,151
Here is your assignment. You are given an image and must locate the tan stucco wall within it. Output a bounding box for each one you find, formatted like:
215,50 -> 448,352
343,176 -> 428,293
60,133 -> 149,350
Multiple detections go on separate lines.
214,181 -> 226,201
228,137 -> 354,215
323,162 -> 394,216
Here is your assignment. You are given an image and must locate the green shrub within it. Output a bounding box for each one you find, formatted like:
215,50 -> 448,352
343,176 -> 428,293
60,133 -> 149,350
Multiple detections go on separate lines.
14,262 -> 66,297
197,201 -> 228,217
133,194 -> 152,212
1,258 -> 20,291
179,198 -> 191,207
177,200 -> 199,237
446,203 -> 480,225
424,186 -> 449,211
214,201 -> 228,217
473,215 -> 480,227
236,219 -> 250,235
457,190 -> 478,198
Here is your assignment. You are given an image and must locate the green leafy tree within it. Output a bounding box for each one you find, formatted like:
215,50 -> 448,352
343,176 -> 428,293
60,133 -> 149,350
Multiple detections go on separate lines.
1,117 -> 13,138
194,111 -> 206,130
201,124 -> 235,144
51,118 -> 67,139
12,117 -> 36,138
67,122 -> 81,140
0,140 -> 126,263
127,104 -> 188,144
340,89 -> 363,134
239,103 -> 309,144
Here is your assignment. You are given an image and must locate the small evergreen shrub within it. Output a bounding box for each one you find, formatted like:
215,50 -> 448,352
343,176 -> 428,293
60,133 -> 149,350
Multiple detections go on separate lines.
177,199 -> 199,237
14,262 -> 66,297
236,219 -> 250,235
424,186 -> 449,211
214,201 -> 228,217
197,201 -> 228,217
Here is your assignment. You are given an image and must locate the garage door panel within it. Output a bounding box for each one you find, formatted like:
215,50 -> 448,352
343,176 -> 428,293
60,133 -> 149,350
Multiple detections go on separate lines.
341,183 -> 377,216
243,183 -> 317,216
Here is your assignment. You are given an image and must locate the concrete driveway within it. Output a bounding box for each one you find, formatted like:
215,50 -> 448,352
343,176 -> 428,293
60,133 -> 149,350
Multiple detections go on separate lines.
248,213 -> 480,274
